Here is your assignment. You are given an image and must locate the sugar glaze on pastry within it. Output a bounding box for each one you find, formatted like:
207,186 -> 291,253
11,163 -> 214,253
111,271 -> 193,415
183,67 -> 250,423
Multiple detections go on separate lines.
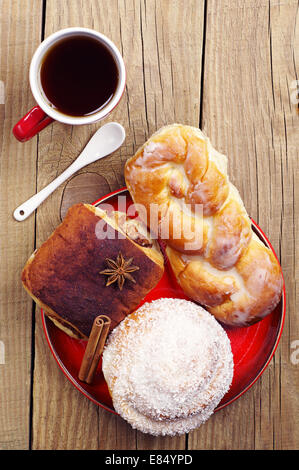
102,298 -> 234,436
125,124 -> 283,326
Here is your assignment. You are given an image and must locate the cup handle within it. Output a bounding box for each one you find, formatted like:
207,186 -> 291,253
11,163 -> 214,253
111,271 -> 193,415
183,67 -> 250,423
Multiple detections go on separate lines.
12,105 -> 54,142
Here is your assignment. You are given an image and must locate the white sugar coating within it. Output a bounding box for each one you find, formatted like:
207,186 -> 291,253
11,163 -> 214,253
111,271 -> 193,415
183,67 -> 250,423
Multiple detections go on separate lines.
102,298 -> 234,436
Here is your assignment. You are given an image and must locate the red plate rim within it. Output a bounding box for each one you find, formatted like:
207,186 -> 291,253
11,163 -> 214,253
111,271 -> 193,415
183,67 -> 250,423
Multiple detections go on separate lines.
41,187 -> 286,415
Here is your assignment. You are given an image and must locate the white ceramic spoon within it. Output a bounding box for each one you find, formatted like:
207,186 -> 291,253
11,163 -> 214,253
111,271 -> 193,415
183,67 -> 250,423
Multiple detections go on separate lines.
13,122 -> 126,221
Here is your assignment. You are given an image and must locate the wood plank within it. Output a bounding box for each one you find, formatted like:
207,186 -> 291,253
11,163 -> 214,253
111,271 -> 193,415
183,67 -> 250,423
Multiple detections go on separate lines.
31,0 -> 205,450
135,0 -> 205,449
31,0 -> 126,450
188,0 -> 299,450
267,0 -> 299,450
0,0 -> 43,450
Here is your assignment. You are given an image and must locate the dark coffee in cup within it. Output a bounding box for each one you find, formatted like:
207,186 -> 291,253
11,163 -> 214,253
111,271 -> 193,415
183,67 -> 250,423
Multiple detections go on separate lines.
13,28 -> 126,142
40,35 -> 119,117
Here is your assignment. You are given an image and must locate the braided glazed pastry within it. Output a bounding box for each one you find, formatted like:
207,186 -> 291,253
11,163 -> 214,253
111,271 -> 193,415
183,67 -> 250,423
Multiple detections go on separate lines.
125,124 -> 283,326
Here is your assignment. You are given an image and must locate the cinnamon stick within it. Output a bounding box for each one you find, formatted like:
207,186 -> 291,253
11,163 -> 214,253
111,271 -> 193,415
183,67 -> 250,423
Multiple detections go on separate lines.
78,315 -> 111,384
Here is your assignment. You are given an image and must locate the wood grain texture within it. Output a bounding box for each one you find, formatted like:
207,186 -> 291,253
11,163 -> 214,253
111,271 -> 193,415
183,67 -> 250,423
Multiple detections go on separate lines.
188,0 -> 299,450
60,172 -> 111,219
0,0 -> 298,450
0,0 -> 43,450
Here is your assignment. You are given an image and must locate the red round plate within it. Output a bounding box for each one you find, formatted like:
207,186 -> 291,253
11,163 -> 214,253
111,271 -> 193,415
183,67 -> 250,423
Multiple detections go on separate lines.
42,188 -> 286,414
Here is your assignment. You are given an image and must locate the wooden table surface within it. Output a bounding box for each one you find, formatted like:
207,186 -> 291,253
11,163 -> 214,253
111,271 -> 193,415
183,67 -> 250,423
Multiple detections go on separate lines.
0,0 -> 298,450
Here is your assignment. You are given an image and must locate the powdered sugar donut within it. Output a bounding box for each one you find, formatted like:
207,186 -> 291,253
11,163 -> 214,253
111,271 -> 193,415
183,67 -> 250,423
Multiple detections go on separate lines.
102,298 -> 234,436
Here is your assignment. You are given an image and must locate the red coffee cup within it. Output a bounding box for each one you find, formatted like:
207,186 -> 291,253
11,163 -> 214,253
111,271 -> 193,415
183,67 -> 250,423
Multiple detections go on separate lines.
13,27 -> 126,142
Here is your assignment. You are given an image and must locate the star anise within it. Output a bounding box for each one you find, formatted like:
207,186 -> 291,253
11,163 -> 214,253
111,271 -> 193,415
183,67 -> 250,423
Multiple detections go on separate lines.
99,252 -> 140,291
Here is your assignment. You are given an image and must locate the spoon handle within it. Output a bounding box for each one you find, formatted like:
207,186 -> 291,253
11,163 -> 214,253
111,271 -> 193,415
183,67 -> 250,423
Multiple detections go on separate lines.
13,159 -> 83,221
13,123 -> 126,221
